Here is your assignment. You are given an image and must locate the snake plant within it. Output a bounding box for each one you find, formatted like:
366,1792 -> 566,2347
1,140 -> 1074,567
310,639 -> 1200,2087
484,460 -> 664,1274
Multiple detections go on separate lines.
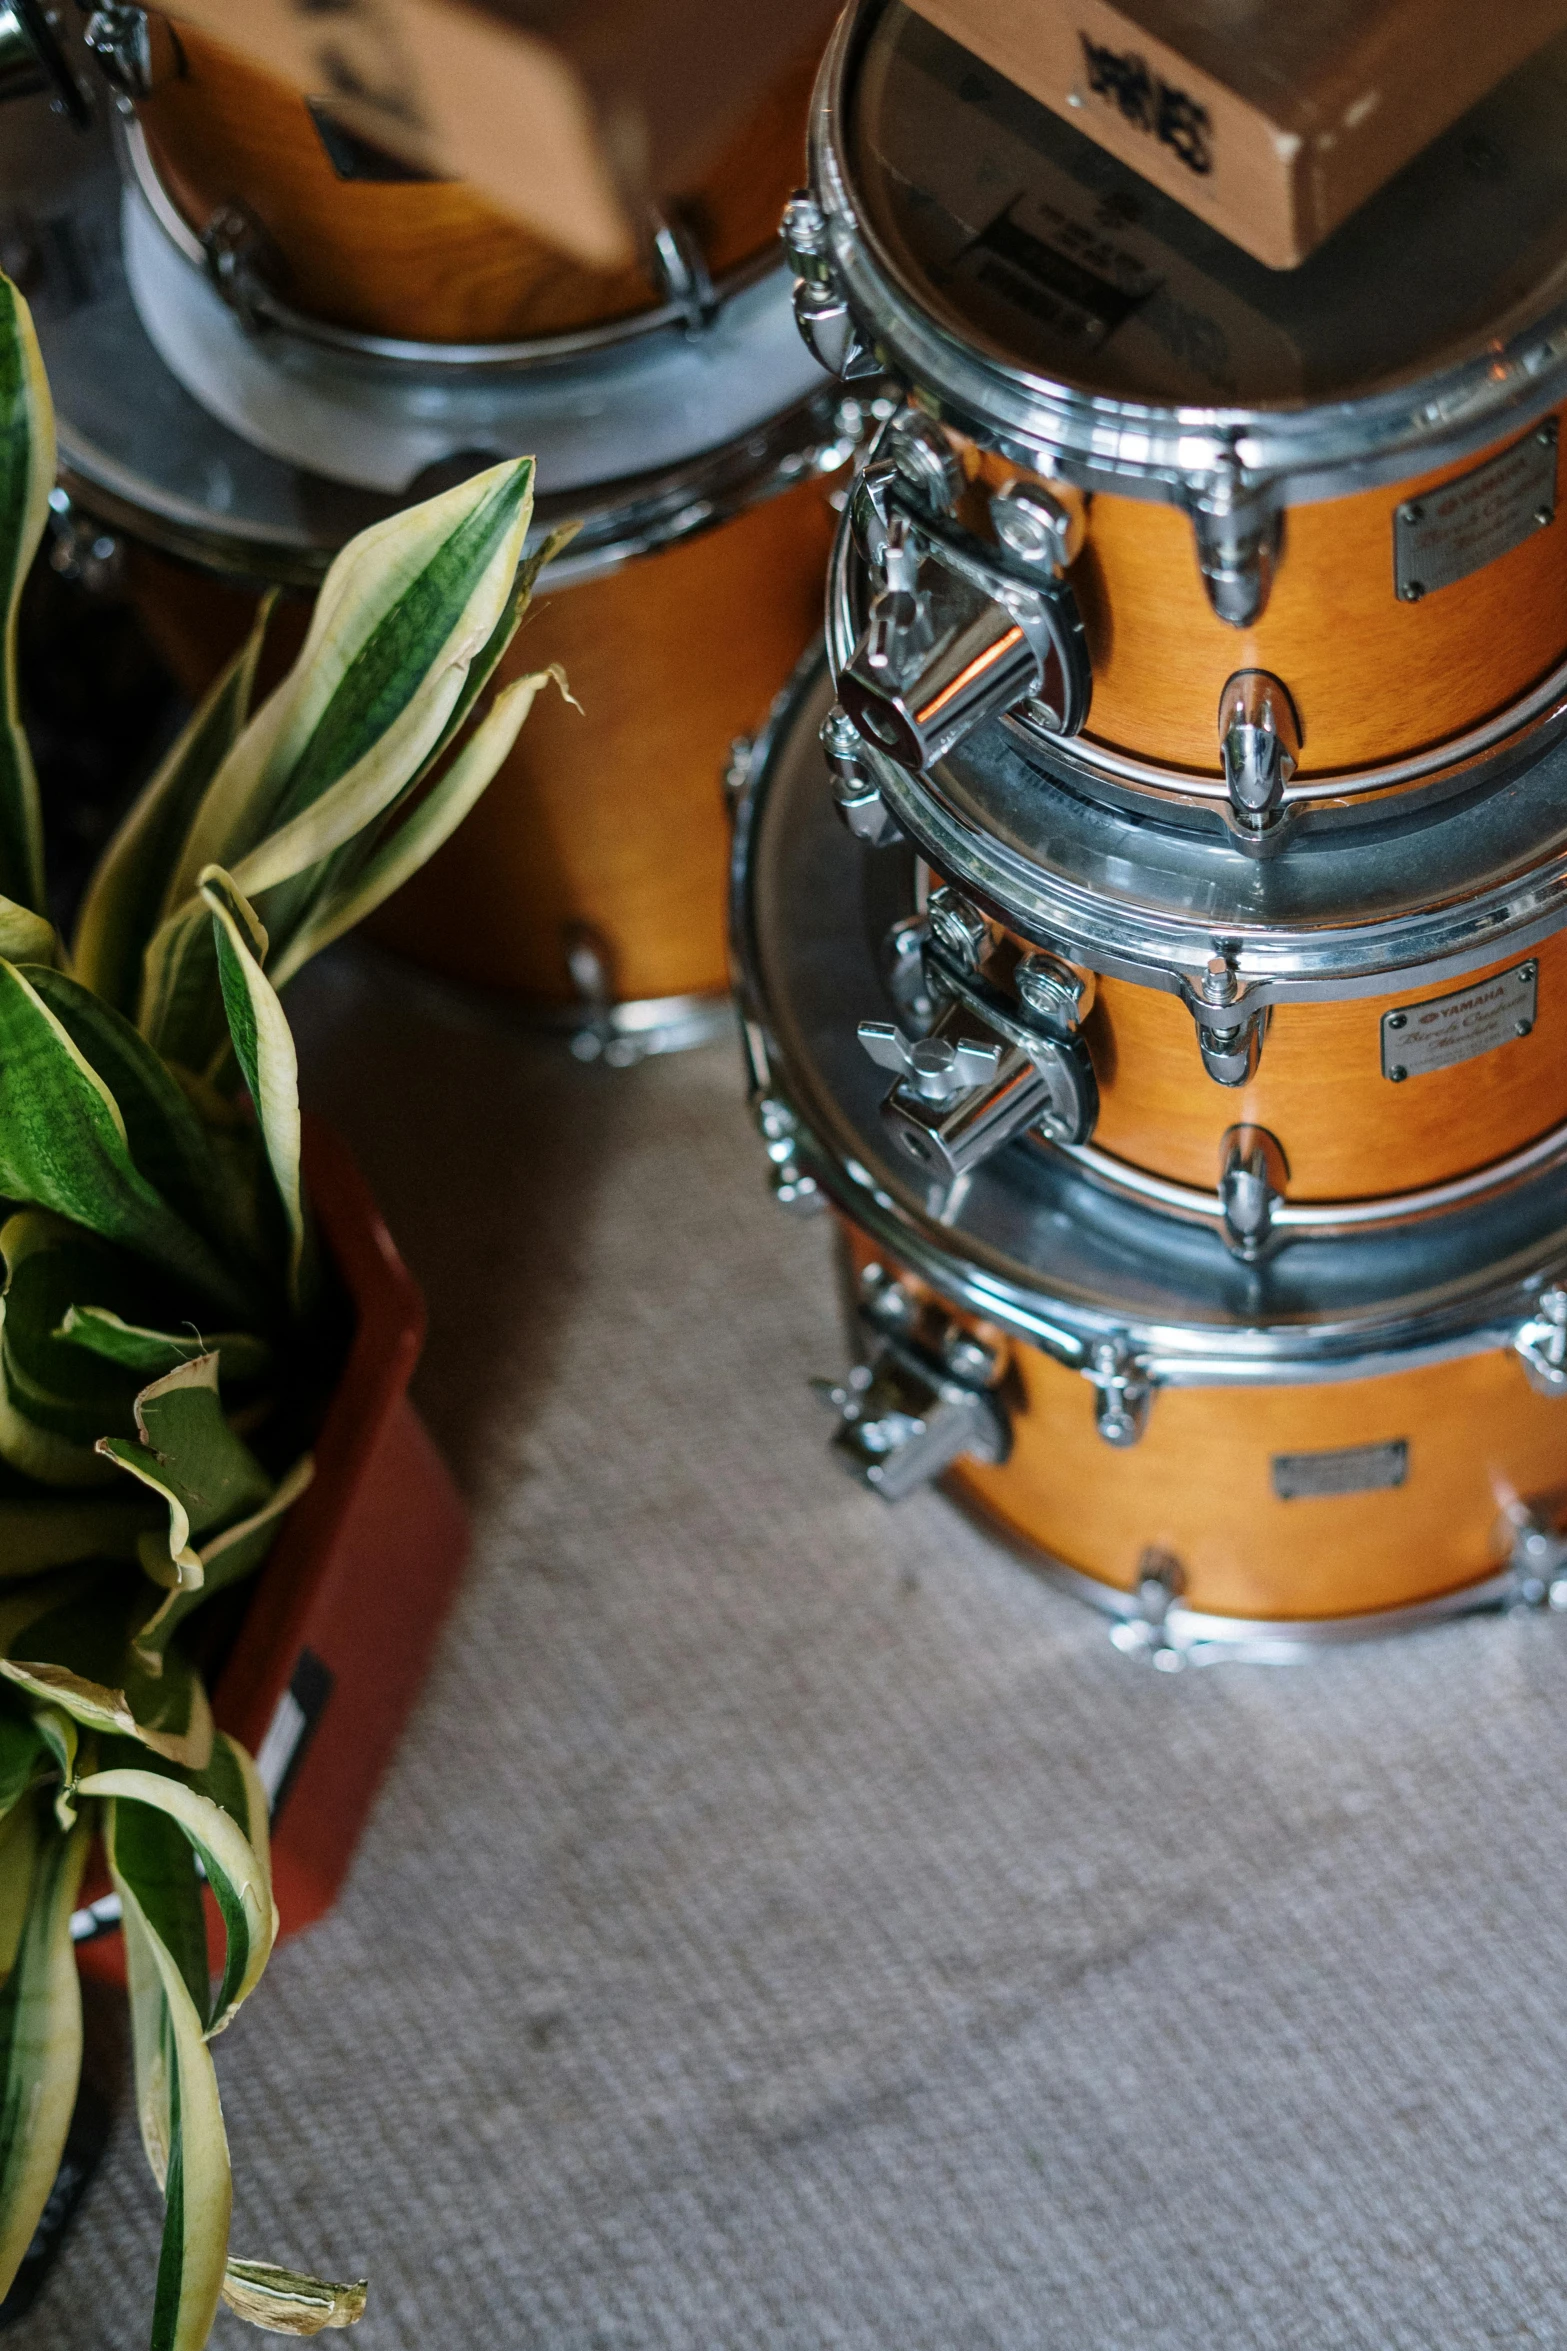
0,269 -> 568,2343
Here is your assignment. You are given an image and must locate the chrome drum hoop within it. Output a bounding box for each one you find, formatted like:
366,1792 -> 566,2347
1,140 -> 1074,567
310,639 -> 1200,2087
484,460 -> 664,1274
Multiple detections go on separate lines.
828,515 -> 1567,837
807,1 -> 1567,513
29,100 -> 868,593
729,645 -> 1567,1390
120,116 -> 778,377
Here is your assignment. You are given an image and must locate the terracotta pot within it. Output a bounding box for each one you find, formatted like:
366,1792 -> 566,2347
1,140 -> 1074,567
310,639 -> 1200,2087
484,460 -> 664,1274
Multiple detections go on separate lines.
76,1121 -> 469,1981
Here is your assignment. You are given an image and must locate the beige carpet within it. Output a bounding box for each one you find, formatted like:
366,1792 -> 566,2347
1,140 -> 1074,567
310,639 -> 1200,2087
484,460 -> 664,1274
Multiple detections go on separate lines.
24,943 -> 1567,2350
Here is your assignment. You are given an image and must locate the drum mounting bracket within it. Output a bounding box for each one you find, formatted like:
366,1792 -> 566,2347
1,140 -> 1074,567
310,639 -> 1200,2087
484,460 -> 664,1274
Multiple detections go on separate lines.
814,1266 -> 1011,1503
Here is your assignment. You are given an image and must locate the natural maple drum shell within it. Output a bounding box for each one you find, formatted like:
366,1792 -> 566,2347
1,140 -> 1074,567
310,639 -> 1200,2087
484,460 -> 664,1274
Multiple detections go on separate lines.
957,408 -> 1567,776
136,19 -> 817,343
839,1230 -> 1567,1623
365,477 -> 839,1002
1080,932 -> 1567,1200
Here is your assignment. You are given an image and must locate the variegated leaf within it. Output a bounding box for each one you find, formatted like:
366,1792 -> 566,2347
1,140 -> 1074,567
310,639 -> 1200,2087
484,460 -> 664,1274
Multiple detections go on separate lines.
0,275 -> 51,915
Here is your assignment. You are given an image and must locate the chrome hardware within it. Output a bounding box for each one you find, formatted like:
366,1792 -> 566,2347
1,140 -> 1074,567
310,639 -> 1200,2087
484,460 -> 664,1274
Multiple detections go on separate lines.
201,201 -> 279,335
1185,456 -> 1280,628
1109,1549 -> 1189,1668
1218,669 -> 1302,842
0,0 -> 87,119
565,923 -> 619,1065
1084,1336 -> 1152,1447
647,209 -> 718,334
858,1015 -> 1001,1104
925,884 -> 989,973
1502,1502 -> 1567,1609
1218,1126 -> 1289,1263
781,190 -> 880,379
722,734 -> 754,817
884,917 -> 935,1026
820,700 -> 902,846
839,490 -> 1091,764
1514,1285 -> 1567,1396
816,1281 -> 1009,1501
44,489 -> 122,593
780,190 -> 830,282
882,409 -> 964,516
990,480 -> 1083,572
755,1095 -> 822,1215
1014,951 -> 1091,1029
841,545 -> 1043,770
1185,955 -> 1269,1087
83,2 -> 159,98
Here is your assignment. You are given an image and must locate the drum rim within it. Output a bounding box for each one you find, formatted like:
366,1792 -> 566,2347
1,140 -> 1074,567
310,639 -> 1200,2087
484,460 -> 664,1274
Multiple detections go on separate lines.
42,141 -> 869,589
122,115 -> 781,377
827,517 -> 1567,837
812,0 -> 1567,505
731,642 -> 1567,1384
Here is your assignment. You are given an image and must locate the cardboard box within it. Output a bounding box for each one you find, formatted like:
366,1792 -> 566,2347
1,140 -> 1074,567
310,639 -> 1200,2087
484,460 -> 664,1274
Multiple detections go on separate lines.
905,0 -> 1567,267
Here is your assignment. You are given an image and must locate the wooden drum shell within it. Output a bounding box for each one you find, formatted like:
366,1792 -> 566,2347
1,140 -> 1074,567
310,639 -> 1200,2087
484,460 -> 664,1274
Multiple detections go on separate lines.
1084,937 -> 1567,1201
842,1229 -> 1567,1625
136,20 -> 816,344
957,409 -> 1567,779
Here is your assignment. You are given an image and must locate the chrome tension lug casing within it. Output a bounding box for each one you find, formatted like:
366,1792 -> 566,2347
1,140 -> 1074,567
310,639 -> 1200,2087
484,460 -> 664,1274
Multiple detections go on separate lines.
1218,668 -> 1302,852
82,2 -> 158,99
1110,1549 -> 1190,1668
1514,1284 -> 1567,1396
754,1094 -> 822,1216
1184,954 -> 1270,1087
1084,1337 -> 1153,1447
816,1268 -> 1010,1502
780,190 -> 880,381
1218,1126 -> 1289,1263
820,700 -> 902,846
1502,1502 -> 1567,1610
1184,453 -> 1281,628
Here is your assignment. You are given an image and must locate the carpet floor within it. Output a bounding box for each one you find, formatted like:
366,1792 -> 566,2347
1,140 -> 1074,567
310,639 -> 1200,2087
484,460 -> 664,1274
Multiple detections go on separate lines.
25,944 -> 1567,2351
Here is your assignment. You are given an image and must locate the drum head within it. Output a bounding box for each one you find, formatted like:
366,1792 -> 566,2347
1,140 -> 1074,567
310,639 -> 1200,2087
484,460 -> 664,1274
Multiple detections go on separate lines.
735,648 -> 1567,1372
845,3 -> 1567,410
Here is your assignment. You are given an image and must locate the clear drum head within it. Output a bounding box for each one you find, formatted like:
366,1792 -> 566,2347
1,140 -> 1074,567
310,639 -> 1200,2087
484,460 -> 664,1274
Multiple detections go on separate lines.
845,3 -> 1567,414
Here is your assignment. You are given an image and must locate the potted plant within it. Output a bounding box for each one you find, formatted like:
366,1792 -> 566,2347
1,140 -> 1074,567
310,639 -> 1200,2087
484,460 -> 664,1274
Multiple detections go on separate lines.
0,268 -> 569,2343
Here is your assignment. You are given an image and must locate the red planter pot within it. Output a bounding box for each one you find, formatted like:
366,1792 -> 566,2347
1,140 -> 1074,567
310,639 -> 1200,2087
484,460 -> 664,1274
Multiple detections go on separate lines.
77,1121 -> 470,1982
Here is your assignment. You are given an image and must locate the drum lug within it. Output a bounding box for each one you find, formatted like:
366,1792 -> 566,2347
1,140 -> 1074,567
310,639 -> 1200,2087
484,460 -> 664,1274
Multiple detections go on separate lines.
755,1095 -> 823,1217
782,194 -> 881,381
44,489 -> 123,594
646,208 -> 718,334
1184,456 -> 1281,628
820,702 -> 903,846
1218,670 -> 1302,848
1218,1126 -> 1289,1263
82,4 -> 161,100
815,1270 -> 1010,1501
202,201 -> 280,336
1501,1502 -> 1567,1609
1183,955 -> 1270,1087
1109,1549 -> 1190,1668
1513,1284 -> 1567,1396
1083,1336 -> 1153,1447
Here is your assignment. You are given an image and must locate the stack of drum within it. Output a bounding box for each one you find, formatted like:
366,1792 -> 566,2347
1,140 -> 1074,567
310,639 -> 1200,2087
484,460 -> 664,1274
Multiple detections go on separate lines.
735,0 -> 1567,1660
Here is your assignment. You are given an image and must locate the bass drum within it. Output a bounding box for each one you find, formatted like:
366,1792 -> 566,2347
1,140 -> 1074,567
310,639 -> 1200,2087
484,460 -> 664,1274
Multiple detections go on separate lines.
732,647 -> 1567,1656
800,1 -> 1567,829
